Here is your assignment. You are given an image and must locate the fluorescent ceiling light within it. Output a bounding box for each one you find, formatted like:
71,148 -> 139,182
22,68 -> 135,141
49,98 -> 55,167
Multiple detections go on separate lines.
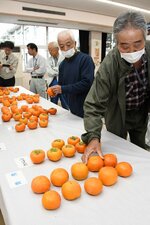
96,0 -> 150,14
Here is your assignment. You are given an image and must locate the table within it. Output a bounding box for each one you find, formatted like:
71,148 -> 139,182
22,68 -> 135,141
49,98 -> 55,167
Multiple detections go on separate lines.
0,86 -> 150,225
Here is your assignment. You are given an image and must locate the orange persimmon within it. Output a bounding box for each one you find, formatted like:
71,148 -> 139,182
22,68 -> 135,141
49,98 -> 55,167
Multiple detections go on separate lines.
23,111 -> 32,119
39,113 -> 48,120
103,153 -> 118,167
67,136 -> 80,146
26,97 -> 34,104
71,162 -> 88,181
31,175 -> 50,194
62,144 -> 76,157
1,106 -> 10,114
84,177 -> 103,196
27,120 -> 38,129
47,148 -> 62,162
48,107 -> 57,115
116,162 -> 133,177
19,117 -> 28,125
33,96 -> 40,103
39,119 -> 48,128
47,87 -> 55,97
75,141 -> 87,154
15,122 -> 26,132
50,168 -> 69,187
42,190 -> 61,210
98,166 -> 118,186
61,180 -> 81,200
21,105 -> 29,112
13,113 -> 22,121
1,113 -> 11,122
87,155 -> 104,172
51,139 -> 65,149
30,149 -> 45,164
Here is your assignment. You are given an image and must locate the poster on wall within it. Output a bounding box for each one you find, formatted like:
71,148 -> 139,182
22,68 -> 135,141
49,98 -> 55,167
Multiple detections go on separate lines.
92,39 -> 100,66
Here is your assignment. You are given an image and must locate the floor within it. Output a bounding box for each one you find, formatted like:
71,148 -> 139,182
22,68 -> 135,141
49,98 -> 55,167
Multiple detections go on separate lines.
0,211 -> 5,225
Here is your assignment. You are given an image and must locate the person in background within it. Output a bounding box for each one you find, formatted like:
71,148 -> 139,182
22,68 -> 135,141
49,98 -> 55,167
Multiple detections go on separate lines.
26,43 -> 46,98
50,29 -> 95,118
145,23 -> 150,149
0,41 -> 18,86
81,11 -> 150,164
47,41 -> 67,107
146,23 -> 150,40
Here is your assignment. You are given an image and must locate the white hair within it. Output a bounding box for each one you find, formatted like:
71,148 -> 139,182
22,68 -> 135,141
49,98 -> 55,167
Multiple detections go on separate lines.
57,30 -> 75,42
48,41 -> 59,49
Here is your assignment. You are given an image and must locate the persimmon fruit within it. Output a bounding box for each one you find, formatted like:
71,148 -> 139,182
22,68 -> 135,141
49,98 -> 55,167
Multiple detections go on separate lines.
30,150 -> 45,164
51,139 -> 65,149
116,162 -> 133,177
84,177 -> 103,196
27,120 -> 38,129
29,115 -> 38,122
50,168 -> 69,187
26,97 -> 34,104
47,148 -> 62,161
15,122 -> 26,132
31,175 -> 50,194
67,136 -> 80,146
23,111 -> 32,119
61,180 -> 81,200
62,144 -> 76,157
103,153 -> 118,167
42,190 -> 61,210
47,87 -> 55,97
48,107 -> 57,115
13,113 -> 22,121
87,155 -> 104,172
75,141 -> 87,154
71,162 -> 88,181
98,166 -> 118,186
39,113 -> 48,120
19,117 -> 28,125
1,113 -> 11,122
39,119 -> 48,128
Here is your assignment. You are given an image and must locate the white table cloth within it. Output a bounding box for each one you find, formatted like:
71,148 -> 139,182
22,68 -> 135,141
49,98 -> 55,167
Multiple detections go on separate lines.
0,86 -> 150,225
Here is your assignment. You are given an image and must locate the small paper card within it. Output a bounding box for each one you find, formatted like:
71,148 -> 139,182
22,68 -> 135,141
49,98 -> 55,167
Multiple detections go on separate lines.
0,143 -> 7,151
6,170 -> 27,188
14,156 -> 32,168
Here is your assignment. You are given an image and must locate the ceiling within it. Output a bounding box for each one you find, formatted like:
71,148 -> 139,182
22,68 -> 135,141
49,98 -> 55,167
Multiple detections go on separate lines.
2,0 -> 150,32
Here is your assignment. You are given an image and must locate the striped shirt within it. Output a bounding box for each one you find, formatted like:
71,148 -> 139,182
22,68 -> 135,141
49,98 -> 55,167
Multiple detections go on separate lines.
125,55 -> 149,110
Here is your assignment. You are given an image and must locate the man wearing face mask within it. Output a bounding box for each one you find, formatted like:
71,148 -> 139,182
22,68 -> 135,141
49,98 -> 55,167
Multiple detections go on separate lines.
81,11 -> 150,164
50,29 -> 95,118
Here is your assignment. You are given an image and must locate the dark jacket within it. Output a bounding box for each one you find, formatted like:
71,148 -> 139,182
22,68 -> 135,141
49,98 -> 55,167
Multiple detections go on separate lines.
82,42 -> 150,143
59,51 -> 95,117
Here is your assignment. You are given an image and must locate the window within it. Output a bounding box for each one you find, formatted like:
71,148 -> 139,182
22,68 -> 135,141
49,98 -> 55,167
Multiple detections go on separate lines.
0,23 -> 79,69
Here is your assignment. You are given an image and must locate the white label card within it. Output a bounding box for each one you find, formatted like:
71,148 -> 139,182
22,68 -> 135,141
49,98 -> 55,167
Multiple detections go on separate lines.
0,143 -> 7,151
14,156 -> 32,168
6,170 -> 27,189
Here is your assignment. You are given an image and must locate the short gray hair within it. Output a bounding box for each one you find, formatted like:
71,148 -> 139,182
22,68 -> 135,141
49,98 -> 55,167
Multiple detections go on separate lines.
113,11 -> 147,41
48,41 -> 59,49
57,30 -> 75,43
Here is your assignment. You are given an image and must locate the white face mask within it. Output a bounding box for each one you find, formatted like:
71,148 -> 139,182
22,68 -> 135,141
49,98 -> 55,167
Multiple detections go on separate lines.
120,48 -> 145,64
61,48 -> 75,58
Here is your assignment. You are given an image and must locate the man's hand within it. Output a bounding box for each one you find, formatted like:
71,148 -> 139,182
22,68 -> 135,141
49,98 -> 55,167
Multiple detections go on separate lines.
33,66 -> 39,71
51,85 -> 62,95
0,64 -> 3,69
9,65 -> 13,70
81,138 -> 103,164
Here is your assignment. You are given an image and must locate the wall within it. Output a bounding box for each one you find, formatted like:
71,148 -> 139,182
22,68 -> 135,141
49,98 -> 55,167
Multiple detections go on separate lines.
0,0 -> 115,32
90,31 -> 102,73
